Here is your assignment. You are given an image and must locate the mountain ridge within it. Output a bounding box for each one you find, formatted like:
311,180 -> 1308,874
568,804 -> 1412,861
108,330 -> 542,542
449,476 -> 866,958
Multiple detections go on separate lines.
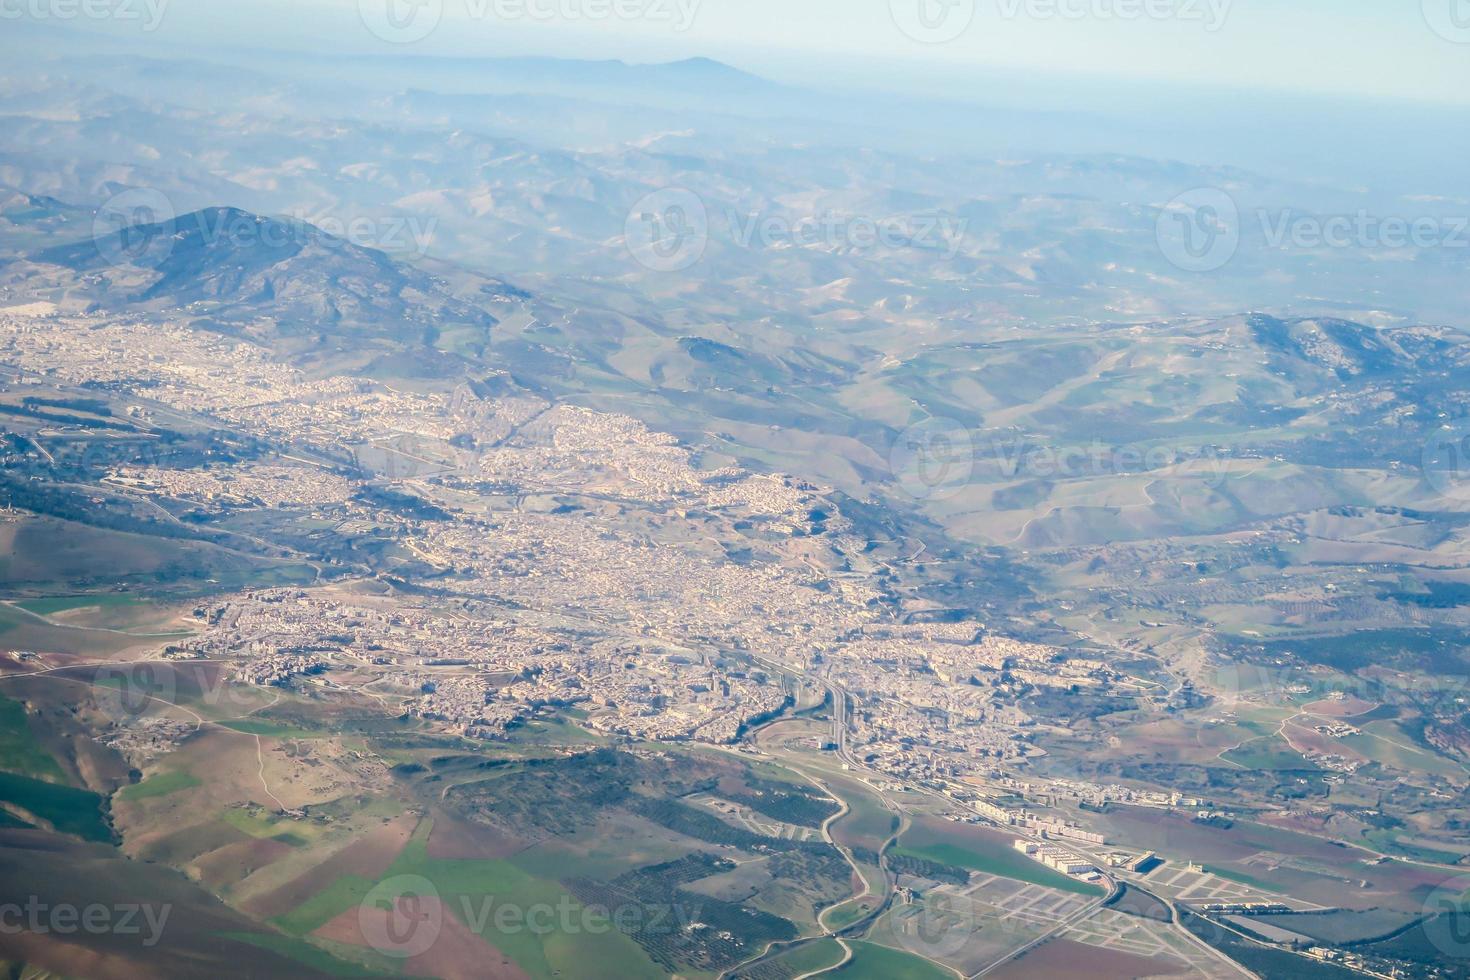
9,204 -> 522,375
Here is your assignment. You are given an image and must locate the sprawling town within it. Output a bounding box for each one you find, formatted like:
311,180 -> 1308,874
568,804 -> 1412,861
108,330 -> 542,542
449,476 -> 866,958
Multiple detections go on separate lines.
1,309 -> 1133,777
3,306 -> 1463,980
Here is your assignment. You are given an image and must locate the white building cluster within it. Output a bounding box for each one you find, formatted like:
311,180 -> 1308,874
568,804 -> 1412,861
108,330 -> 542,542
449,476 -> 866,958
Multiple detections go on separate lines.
1013,840 -> 1096,877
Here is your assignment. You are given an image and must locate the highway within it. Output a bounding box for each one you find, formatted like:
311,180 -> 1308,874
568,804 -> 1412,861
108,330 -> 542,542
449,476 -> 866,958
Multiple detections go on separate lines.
732,656 -> 1255,979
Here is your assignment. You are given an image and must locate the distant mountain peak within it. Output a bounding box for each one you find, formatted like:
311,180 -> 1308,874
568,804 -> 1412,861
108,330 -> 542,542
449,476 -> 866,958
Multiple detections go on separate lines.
664,56 -> 743,74
20,204 -> 506,371
652,56 -> 773,89
36,206 -> 371,281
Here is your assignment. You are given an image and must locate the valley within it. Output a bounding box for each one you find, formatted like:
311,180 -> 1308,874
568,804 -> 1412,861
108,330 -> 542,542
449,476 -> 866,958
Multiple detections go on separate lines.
1,17 -> 1469,980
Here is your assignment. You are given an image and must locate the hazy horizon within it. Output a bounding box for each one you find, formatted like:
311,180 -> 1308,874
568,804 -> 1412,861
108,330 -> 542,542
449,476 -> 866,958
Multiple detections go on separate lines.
11,0 -> 1470,108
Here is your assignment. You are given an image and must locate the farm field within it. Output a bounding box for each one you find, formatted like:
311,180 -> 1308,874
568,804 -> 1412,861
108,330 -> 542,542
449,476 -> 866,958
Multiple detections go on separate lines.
0,692 -> 64,780
265,820 -> 667,979
989,937 -> 1192,980
1094,806 -> 1463,911
0,602 -> 160,656
118,769 -> 200,801
13,593 -> 188,633
897,818 -> 1103,897
749,938 -> 847,977
1253,909 -> 1425,946
0,770 -> 111,841
5,15 -> 1470,980
831,941 -> 953,980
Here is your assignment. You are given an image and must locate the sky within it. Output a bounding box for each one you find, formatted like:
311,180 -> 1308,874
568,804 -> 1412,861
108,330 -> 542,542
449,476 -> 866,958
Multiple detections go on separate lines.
17,0 -> 1470,107
82,0 -> 1468,107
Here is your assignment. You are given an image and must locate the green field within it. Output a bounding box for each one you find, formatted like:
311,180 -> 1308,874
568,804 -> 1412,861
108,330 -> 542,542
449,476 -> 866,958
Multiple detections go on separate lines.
1343,724 -> 1469,779
389,821 -> 664,980
833,941 -> 953,979
1361,830 -> 1466,866
0,694 -> 65,781
826,897 -> 879,931
1253,908 -> 1424,946
222,807 -> 321,846
222,719 -> 324,739
818,771 -> 896,856
11,593 -> 191,635
893,843 -> 1100,897
1220,737 -> 1322,772
0,770 -> 111,841
896,821 -> 1103,898
119,769 -> 201,801
273,875 -> 380,936
274,820 -> 666,980
0,515 -> 317,595
762,938 -> 847,976
509,824 -> 695,882
0,604 -> 150,656
506,717 -> 608,747
16,594 -> 149,616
